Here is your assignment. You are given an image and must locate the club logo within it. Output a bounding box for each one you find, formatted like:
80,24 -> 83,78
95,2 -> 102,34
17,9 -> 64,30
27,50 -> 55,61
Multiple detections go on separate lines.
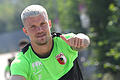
56,53 -> 67,65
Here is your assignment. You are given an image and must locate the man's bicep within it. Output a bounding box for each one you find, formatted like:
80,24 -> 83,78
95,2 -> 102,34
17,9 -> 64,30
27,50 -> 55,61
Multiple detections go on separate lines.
10,75 -> 26,80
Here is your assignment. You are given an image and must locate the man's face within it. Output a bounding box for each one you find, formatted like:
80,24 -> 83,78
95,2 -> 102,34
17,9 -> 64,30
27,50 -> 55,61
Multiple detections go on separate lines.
23,13 -> 51,46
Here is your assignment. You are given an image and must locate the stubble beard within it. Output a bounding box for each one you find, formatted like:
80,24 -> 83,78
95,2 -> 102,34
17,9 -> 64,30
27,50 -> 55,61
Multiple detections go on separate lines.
35,36 -> 51,46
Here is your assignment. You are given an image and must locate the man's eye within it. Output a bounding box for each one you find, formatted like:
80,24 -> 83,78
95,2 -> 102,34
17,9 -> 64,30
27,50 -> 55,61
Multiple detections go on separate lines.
31,25 -> 36,28
41,22 -> 46,25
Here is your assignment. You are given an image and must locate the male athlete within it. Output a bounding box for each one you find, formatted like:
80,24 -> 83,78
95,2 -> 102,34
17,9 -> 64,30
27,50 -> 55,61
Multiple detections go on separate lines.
10,5 -> 90,80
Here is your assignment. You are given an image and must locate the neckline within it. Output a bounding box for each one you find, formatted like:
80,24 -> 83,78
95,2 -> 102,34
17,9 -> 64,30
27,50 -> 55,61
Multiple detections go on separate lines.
31,39 -> 54,59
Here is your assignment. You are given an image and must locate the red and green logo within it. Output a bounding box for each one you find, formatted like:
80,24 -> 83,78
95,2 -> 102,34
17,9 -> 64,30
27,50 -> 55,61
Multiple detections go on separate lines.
56,53 -> 67,65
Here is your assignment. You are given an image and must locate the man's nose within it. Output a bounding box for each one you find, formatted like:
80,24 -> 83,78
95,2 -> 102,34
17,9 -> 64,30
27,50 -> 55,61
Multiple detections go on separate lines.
36,26 -> 43,31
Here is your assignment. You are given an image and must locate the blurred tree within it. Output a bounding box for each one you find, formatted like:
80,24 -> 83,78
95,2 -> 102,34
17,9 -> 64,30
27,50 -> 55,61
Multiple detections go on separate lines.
85,0 -> 120,79
56,0 -> 83,33
0,1 -> 15,33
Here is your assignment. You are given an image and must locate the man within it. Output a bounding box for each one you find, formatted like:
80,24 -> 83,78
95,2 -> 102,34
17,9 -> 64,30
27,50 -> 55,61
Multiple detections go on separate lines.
10,5 -> 90,80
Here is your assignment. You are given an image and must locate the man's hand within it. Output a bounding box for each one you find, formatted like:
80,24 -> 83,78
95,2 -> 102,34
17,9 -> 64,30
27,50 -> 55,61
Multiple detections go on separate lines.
60,33 -> 90,51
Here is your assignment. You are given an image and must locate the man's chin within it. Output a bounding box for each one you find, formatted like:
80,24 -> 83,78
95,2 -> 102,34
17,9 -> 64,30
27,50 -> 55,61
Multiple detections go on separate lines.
35,40 -> 48,46
35,36 -> 50,46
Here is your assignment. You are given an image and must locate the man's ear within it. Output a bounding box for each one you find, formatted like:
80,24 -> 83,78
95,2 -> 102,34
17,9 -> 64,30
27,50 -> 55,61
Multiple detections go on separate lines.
23,27 -> 28,36
49,20 -> 52,28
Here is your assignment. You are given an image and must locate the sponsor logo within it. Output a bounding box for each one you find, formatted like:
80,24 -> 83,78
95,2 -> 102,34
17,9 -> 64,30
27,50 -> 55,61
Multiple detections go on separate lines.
32,61 -> 43,75
56,53 -> 67,65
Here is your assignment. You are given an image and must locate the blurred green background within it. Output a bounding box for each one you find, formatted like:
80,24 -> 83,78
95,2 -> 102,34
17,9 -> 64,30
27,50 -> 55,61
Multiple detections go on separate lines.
0,0 -> 120,80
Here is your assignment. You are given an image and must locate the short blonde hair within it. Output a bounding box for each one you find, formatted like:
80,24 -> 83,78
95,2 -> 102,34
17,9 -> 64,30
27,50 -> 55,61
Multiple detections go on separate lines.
21,5 -> 48,24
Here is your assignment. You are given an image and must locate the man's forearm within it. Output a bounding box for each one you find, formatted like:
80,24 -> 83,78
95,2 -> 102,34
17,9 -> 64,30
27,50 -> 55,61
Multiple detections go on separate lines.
10,75 -> 26,80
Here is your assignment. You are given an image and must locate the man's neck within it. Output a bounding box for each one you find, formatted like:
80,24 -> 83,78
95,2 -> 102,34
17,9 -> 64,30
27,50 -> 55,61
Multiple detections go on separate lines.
31,38 -> 53,56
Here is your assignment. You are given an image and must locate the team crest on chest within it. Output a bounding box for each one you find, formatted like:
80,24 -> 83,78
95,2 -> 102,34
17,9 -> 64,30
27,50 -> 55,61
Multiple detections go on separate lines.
56,53 -> 67,65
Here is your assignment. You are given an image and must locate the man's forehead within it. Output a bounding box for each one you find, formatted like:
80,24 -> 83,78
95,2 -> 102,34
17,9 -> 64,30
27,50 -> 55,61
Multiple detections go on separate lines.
25,14 -> 48,22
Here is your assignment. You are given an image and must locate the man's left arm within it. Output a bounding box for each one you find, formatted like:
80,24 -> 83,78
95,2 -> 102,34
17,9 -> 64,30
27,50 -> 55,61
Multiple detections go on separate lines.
60,33 -> 90,51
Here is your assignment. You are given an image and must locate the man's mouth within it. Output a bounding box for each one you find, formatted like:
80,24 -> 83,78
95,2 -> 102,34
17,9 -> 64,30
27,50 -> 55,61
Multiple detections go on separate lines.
36,33 -> 46,38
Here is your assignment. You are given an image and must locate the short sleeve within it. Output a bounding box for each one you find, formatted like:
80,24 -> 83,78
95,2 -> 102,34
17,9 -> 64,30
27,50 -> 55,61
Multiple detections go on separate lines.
58,33 -> 78,60
10,56 -> 29,79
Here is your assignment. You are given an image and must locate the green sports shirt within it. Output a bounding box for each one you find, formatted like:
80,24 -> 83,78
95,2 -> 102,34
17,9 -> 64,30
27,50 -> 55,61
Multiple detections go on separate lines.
10,33 -> 78,80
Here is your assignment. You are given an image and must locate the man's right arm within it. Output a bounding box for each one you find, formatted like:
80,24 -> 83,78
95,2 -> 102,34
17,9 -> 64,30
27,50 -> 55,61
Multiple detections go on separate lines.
10,75 -> 26,80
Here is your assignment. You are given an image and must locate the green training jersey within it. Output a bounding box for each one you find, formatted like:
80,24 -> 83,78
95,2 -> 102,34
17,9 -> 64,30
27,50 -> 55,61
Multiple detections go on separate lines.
10,33 -> 78,80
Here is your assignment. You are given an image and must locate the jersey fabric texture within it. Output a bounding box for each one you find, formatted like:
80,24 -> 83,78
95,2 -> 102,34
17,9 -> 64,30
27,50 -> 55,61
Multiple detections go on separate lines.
10,33 -> 83,80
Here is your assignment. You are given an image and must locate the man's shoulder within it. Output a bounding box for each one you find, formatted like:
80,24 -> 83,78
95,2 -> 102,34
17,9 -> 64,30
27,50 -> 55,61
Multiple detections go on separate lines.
13,52 -> 27,63
21,43 -> 31,54
11,52 -> 29,68
62,33 -> 75,39
12,44 -> 32,65
53,33 -> 75,44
